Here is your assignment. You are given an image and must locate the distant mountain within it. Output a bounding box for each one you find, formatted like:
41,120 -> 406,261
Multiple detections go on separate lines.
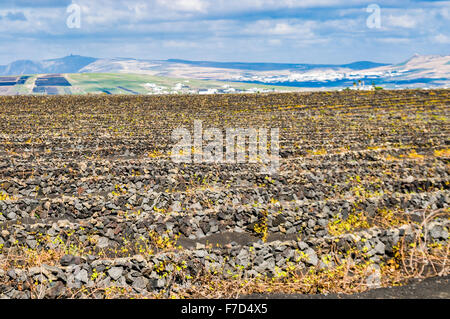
0,55 -> 97,76
340,61 -> 389,70
75,57 -> 394,82
225,54 -> 450,88
0,54 -> 448,89
40,55 -> 98,74
165,59 -> 388,71
1,60 -> 45,75
0,55 -> 388,76
368,54 -> 450,80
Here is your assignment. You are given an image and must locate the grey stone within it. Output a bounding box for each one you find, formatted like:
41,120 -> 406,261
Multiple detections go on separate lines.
105,228 -> 115,238
6,212 -> 16,220
190,202 -> 202,211
112,258 -> 132,267
405,176 -> 414,183
317,219 -> 328,227
374,241 -> 386,255
131,254 -> 146,264
66,275 -> 82,289
74,269 -> 89,283
26,239 -> 37,249
7,269 -> 16,280
60,254 -> 83,267
171,201 -> 181,212
149,277 -> 166,289
236,250 -> 250,266
132,277 -> 149,291
128,194 -> 137,205
98,277 -> 111,288
304,248 -> 318,266
97,237 -> 109,249
28,267 -> 42,276
156,278 -> 165,288
195,250 -> 207,258
429,224 -> 447,240
195,228 -> 205,238
210,225 -> 219,233
286,227 -> 297,234
195,243 -> 206,250
108,267 -> 123,280
257,258 -> 275,272
297,241 -> 309,250
60,254 -> 74,266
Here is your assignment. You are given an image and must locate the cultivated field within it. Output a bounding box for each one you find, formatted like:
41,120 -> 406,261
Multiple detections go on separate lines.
0,73 -> 302,96
0,90 -> 449,299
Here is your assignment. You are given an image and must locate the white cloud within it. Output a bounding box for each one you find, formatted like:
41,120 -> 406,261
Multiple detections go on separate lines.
440,7 -> 450,20
377,37 -> 411,44
385,14 -> 418,28
156,0 -> 207,13
268,38 -> 281,45
0,1 -> 449,65
269,23 -> 298,35
162,40 -> 201,48
433,33 -> 450,44
242,20 -> 316,39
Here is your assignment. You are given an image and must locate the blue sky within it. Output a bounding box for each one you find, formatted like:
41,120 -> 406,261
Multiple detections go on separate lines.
0,0 -> 448,65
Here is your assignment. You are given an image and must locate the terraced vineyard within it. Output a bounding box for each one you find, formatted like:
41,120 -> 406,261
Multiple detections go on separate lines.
0,90 -> 449,299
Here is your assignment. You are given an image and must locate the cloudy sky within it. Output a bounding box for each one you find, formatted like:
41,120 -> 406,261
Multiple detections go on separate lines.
0,0 -> 449,65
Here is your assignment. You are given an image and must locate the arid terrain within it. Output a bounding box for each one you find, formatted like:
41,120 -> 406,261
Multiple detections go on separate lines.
0,90 -> 449,299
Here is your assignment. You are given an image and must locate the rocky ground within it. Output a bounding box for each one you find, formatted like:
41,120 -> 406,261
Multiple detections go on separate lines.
0,90 -> 449,299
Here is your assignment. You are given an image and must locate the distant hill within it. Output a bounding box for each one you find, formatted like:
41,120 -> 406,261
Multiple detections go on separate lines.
165,59 -> 389,71
340,61 -> 389,70
0,55 -> 97,76
1,60 -> 45,75
0,55 -> 388,76
40,55 -> 98,74
0,54 -> 448,89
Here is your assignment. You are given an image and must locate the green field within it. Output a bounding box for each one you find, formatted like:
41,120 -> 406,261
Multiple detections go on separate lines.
66,73 -> 302,95
1,73 -> 304,95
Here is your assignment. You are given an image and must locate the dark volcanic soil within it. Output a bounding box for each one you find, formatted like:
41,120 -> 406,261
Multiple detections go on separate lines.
243,275 -> 450,299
